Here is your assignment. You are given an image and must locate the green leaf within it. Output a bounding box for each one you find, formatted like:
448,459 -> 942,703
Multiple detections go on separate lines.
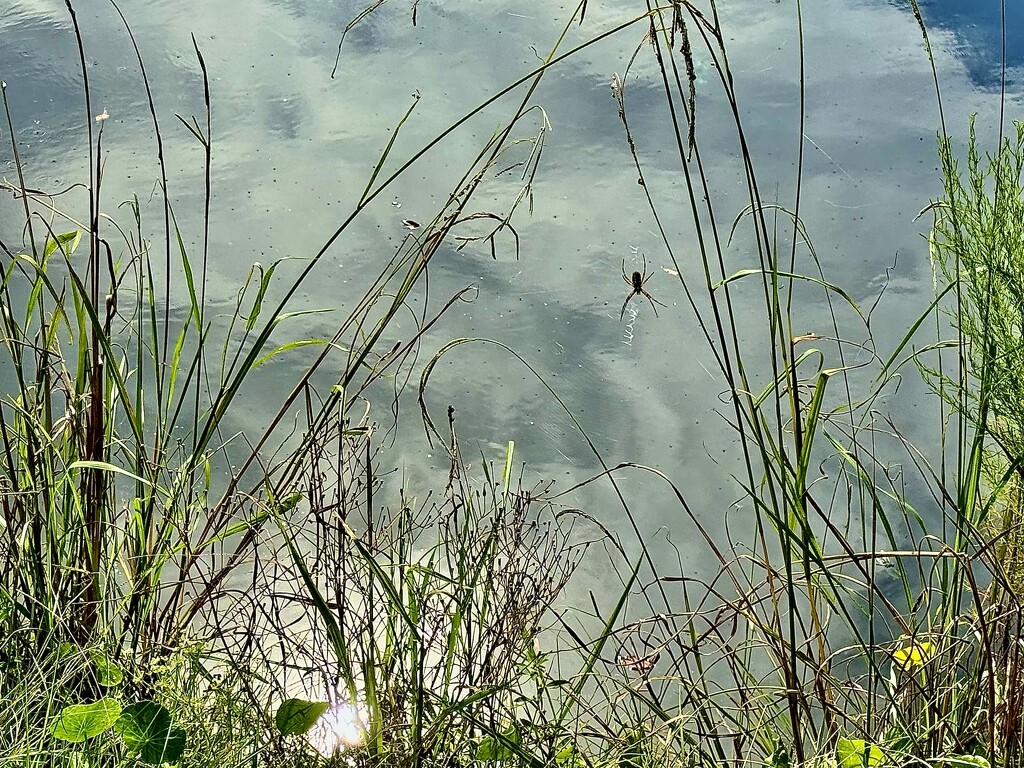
476,726 -> 521,761
66,460 -> 160,493
90,651 -> 123,687
275,699 -> 330,736
837,738 -> 887,768
555,744 -> 581,767
501,440 -> 515,496
0,586 -> 11,623
51,699 -> 122,743
43,230 -> 81,259
253,338 -> 327,369
619,730 -> 644,768
56,641 -> 79,660
114,701 -> 186,764
770,741 -> 790,768
941,758 -> 990,768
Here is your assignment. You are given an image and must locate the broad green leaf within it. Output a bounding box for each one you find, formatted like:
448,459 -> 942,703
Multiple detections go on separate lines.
171,215 -> 202,335
275,699 -> 330,736
476,726 -> 520,761
115,701 -> 186,764
837,738 -> 887,768
43,230 -> 81,259
51,699 -> 122,743
90,651 -> 123,687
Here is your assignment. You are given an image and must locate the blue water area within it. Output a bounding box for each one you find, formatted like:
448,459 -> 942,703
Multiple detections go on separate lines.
895,0 -> 1024,89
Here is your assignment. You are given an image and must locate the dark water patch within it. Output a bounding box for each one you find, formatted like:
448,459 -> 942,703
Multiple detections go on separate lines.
885,0 -> 1024,89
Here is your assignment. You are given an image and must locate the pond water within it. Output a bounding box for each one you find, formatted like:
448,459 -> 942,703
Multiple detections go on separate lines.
1,0 -> 1021,587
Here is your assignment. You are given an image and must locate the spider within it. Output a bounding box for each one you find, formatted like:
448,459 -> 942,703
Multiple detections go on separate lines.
619,256 -> 666,319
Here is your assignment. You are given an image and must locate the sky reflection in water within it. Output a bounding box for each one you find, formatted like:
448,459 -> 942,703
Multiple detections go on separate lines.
1,0 -> 1021,578
912,0 -> 1024,88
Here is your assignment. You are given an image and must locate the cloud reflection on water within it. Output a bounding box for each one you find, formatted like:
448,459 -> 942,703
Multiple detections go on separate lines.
0,0 -> 1020,577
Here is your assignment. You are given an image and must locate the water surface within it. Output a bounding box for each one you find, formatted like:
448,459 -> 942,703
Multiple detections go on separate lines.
1,0 -> 1020,584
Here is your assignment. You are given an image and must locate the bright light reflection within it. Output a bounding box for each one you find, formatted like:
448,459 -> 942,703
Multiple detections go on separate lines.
307,701 -> 367,757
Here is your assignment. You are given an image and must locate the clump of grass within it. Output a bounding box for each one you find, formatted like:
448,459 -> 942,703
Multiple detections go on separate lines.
0,0 -> 560,763
247,431 -> 589,767
548,5 -> 1024,768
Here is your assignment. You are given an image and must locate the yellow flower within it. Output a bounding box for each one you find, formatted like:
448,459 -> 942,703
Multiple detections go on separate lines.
893,640 -> 936,671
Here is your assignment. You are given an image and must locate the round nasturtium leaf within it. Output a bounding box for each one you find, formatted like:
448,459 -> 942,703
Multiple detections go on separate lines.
51,698 -> 122,743
114,701 -> 186,765
275,698 -> 330,736
90,651 -> 123,687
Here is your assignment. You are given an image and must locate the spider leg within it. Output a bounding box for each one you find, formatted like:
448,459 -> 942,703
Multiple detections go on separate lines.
622,260 -> 631,285
641,289 -> 667,307
620,291 -> 635,320
643,288 -> 667,307
641,289 -> 666,316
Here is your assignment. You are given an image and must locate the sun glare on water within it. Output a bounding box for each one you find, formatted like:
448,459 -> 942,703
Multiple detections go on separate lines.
307,701 -> 367,757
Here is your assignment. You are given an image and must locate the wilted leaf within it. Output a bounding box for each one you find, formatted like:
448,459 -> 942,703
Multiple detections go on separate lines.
616,653 -> 659,676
